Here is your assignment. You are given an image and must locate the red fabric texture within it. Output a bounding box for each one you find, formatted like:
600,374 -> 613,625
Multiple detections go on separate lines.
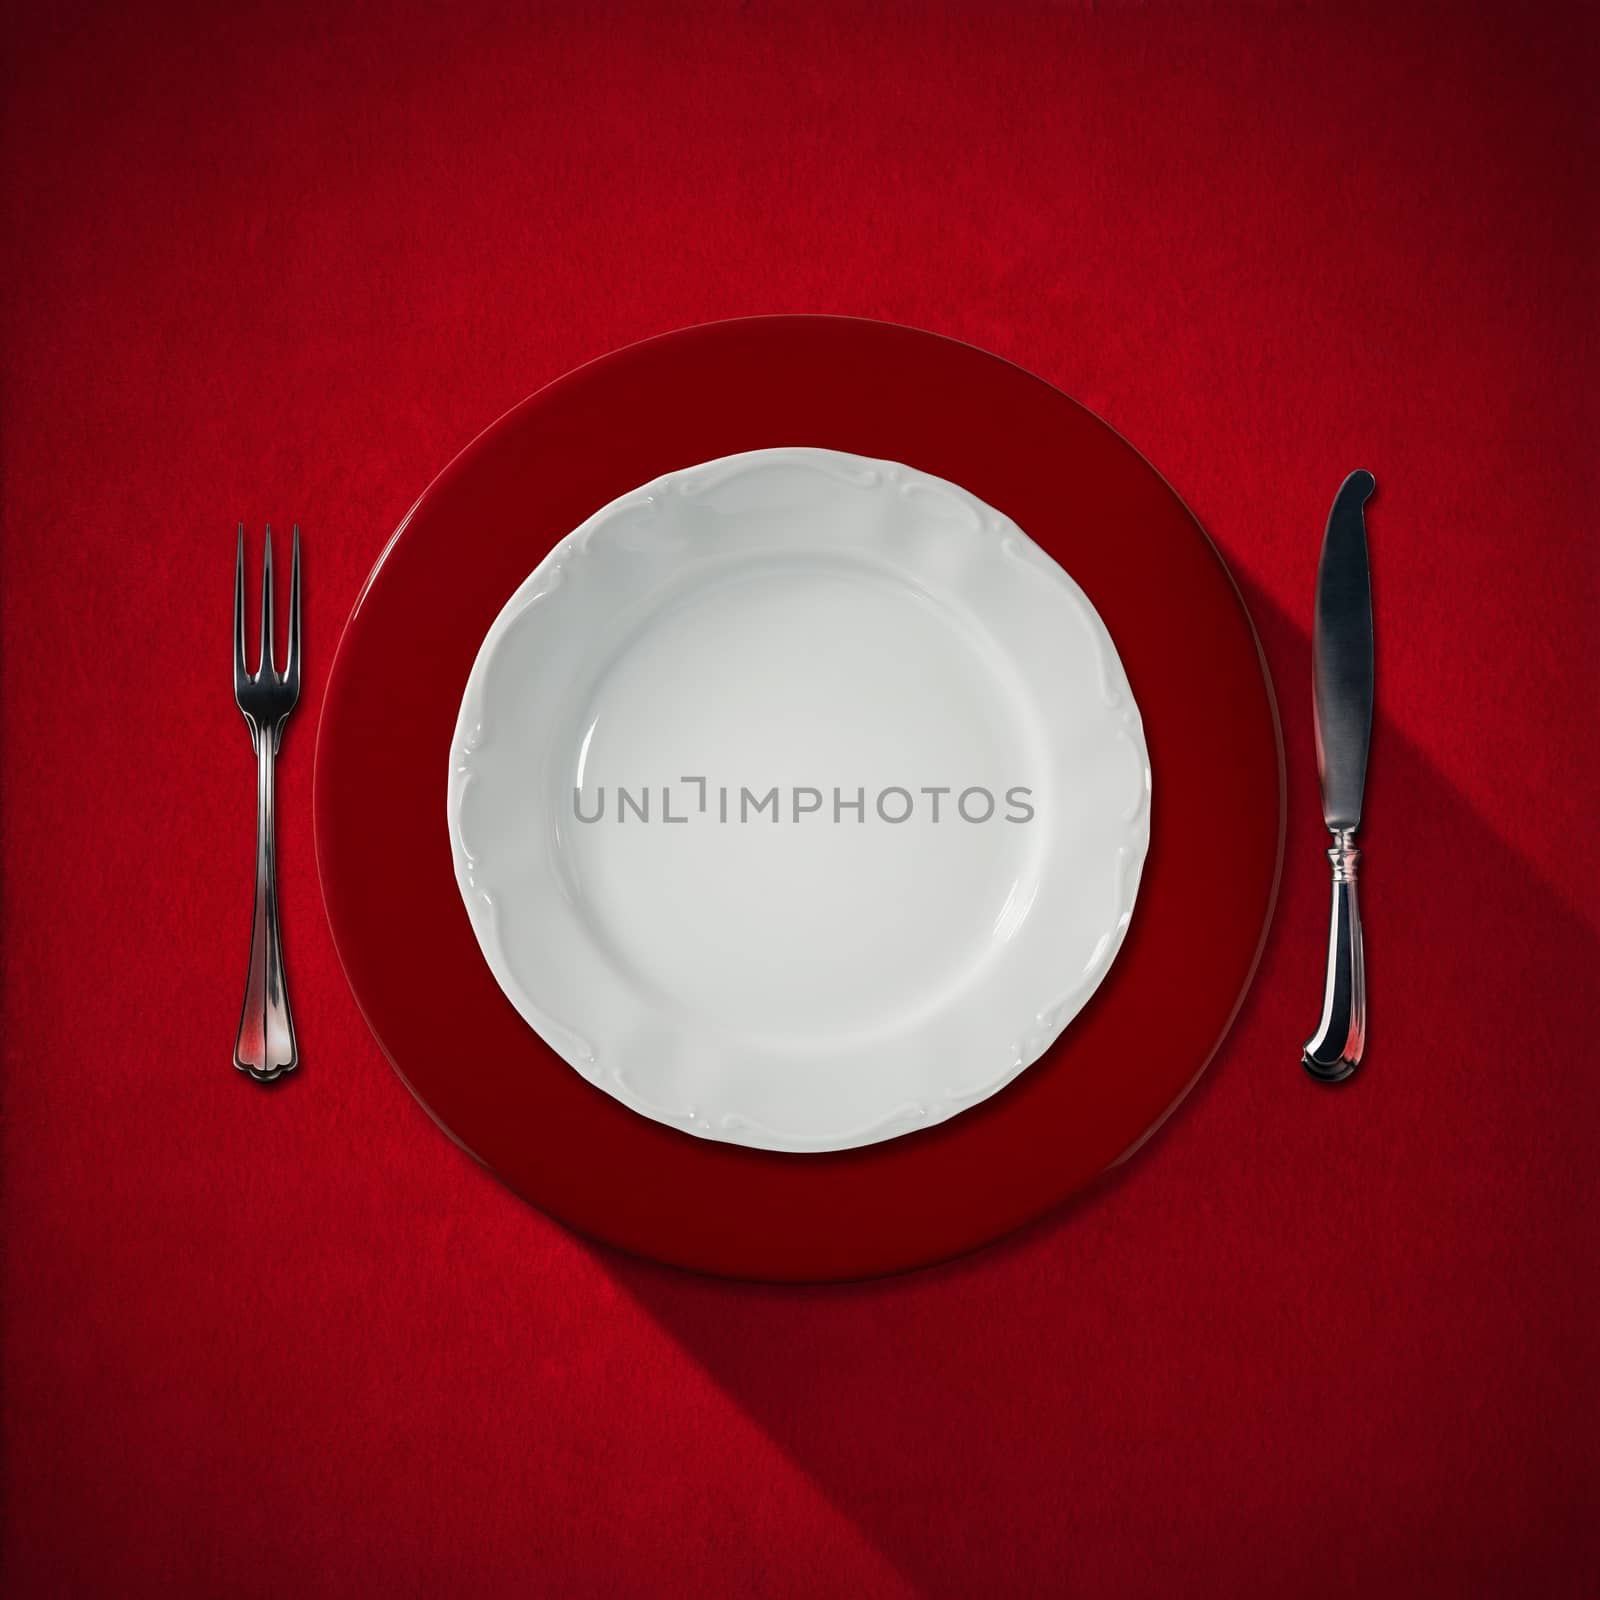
2,2 -> 1596,1595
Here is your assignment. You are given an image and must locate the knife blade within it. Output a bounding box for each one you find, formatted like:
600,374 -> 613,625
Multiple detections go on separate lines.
1303,470 -> 1374,1083
1312,470 -> 1375,830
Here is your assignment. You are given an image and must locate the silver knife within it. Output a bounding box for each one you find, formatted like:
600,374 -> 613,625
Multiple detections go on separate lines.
1303,469 -> 1374,1082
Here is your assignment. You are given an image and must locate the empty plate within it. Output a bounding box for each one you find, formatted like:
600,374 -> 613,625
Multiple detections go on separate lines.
315,315 -> 1282,1279
448,447 -> 1150,1152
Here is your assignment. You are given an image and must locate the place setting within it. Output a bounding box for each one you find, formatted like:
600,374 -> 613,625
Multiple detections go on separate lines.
243,314 -> 1370,1281
23,5 -> 1600,1589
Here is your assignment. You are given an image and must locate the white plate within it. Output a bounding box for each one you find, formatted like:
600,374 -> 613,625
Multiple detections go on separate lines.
448,448 -> 1150,1153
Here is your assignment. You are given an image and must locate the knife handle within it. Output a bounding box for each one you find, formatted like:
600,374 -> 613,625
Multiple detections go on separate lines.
1302,832 -> 1365,1083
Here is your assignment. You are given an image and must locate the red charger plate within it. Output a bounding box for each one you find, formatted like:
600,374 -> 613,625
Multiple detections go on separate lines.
314,316 -> 1284,1281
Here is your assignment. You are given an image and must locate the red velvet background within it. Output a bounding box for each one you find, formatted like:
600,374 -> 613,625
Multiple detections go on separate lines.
2,2 -> 1596,1595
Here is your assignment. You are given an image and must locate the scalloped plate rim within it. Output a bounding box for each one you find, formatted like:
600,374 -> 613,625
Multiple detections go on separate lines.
446,446 -> 1152,1153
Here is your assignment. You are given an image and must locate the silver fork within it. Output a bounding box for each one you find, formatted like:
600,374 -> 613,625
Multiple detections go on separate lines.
234,524 -> 301,1082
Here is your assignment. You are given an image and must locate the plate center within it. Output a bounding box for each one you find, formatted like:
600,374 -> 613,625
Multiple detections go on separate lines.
556,560 -> 1043,1043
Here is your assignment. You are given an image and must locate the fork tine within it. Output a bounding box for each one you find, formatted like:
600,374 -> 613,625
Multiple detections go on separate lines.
284,525 -> 301,687
260,525 -> 275,677
234,524 -> 248,686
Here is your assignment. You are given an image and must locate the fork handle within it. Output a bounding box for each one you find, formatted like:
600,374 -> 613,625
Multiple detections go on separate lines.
1302,831 -> 1364,1083
235,733 -> 297,1081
